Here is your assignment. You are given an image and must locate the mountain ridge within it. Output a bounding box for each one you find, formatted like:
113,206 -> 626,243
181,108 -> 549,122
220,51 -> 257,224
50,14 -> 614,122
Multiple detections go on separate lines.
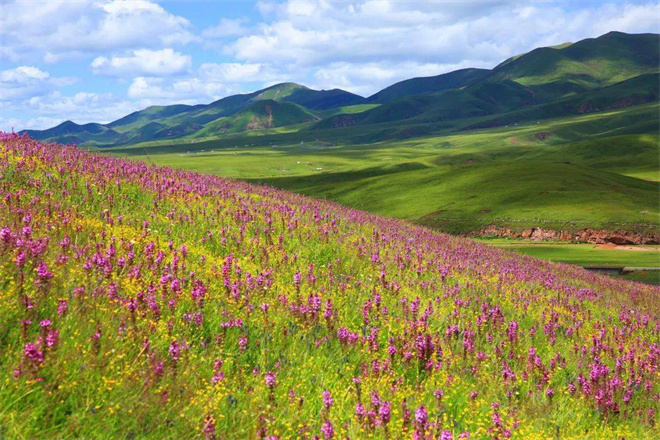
22,31 -> 659,147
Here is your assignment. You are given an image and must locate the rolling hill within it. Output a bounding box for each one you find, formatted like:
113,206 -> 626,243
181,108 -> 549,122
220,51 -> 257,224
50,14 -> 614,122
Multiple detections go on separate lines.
365,68 -> 489,103
17,32 -> 660,242
489,31 -> 660,98
23,83 -> 362,146
191,100 -> 319,137
22,32 -> 659,148
1,134 -> 658,439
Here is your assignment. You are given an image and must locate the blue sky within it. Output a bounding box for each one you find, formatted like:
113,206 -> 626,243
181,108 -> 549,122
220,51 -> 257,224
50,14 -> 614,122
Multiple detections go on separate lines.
1,0 -> 658,131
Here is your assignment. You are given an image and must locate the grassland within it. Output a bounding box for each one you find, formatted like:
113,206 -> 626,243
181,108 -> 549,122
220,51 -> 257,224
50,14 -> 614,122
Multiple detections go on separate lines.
100,103 -> 659,279
478,241 -> 659,267
110,104 -> 659,235
2,135 -> 659,439
479,240 -> 660,284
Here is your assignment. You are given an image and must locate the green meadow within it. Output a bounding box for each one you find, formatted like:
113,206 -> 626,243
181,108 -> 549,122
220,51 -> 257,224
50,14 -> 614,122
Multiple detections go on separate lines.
109,104 -> 659,233
479,240 -> 660,284
100,103 -> 659,275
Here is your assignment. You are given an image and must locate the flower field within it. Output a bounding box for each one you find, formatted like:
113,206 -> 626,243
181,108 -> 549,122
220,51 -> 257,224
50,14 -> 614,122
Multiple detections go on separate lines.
0,133 -> 658,439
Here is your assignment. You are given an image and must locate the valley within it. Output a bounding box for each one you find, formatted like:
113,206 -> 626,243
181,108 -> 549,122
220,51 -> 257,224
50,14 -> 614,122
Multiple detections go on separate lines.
3,6 -> 660,438
24,31 -> 660,277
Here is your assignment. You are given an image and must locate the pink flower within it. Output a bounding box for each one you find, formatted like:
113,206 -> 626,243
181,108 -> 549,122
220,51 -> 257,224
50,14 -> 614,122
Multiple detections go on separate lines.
322,389 -> 333,410
203,414 -> 215,439
379,400 -> 391,424
238,336 -> 248,351
265,371 -> 276,388
36,262 -> 52,280
57,300 -> 68,316
169,341 -> 180,361
24,343 -> 44,364
414,405 -> 428,428
320,421 -> 334,439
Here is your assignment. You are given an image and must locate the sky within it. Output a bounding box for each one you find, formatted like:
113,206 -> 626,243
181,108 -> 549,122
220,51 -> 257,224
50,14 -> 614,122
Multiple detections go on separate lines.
1,0 -> 658,132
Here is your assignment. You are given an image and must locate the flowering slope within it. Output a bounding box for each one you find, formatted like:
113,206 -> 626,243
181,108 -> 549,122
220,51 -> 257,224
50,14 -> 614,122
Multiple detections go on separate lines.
0,133 -> 658,440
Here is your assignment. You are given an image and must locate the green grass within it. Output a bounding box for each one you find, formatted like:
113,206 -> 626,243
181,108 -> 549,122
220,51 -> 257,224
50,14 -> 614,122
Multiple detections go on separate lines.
491,32 -> 659,99
190,100 -> 319,138
618,270 -> 660,285
3,135 -> 659,439
111,105 -> 660,236
479,241 -> 660,267
251,161 -> 657,232
480,240 -> 660,285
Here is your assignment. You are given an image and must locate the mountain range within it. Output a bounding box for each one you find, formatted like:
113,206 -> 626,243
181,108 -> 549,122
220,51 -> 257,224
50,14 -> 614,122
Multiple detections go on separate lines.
23,31 -> 659,147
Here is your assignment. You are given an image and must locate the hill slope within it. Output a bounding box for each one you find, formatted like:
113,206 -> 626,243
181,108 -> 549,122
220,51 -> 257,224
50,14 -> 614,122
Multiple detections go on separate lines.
22,32 -> 660,147
23,83 -> 362,145
489,31 -> 660,98
366,68 -> 489,103
312,70 -> 659,131
1,133 -> 658,439
192,100 -> 320,137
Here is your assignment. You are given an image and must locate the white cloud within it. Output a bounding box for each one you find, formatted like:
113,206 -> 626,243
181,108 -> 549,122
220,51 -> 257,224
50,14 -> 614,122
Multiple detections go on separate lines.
3,91 -> 145,130
91,49 -> 192,76
0,66 -> 76,100
198,62 -> 284,83
0,116 -> 63,132
202,18 -> 250,38
1,66 -> 49,82
1,0 -> 197,62
224,0 -> 660,96
3,0 -> 660,131
125,62 -> 290,103
313,61 -> 478,96
127,76 -> 242,103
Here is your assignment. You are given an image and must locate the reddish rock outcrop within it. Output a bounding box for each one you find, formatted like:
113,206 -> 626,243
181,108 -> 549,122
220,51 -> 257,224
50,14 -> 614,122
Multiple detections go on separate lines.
473,225 -> 660,245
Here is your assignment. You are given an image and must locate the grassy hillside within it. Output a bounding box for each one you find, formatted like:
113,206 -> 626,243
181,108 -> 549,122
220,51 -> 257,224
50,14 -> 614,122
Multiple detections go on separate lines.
110,104 -> 659,237
366,68 -> 489,103
107,104 -> 197,133
480,240 -> 659,268
253,162 -> 658,233
191,100 -> 319,137
23,83 -> 363,145
1,134 -> 658,439
23,121 -> 123,147
22,32 -> 659,148
490,31 -> 660,98
312,71 -> 658,131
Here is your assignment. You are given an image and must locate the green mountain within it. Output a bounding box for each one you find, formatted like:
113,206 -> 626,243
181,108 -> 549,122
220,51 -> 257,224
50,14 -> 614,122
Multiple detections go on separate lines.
366,68 -> 489,103
488,31 -> 659,98
192,100 -> 319,137
23,120 -> 123,145
22,32 -> 659,148
314,79 -> 543,129
23,83 -> 362,145
311,32 -> 659,131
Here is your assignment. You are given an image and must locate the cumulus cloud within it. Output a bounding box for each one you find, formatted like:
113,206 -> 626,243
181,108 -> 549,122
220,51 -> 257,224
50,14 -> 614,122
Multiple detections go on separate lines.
0,89 -> 147,131
127,76 -> 242,103
125,62 -> 291,103
197,62 -> 286,83
0,66 -> 76,101
313,61 -> 478,96
0,116 -> 65,132
3,0 -> 660,129
202,18 -> 251,38
1,0 -> 197,62
91,49 -> 192,76
226,0 -> 660,95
